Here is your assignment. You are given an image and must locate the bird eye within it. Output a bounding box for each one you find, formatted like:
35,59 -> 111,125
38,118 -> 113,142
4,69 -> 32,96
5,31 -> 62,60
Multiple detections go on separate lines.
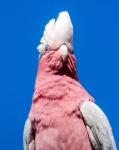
45,45 -> 51,53
45,47 -> 48,52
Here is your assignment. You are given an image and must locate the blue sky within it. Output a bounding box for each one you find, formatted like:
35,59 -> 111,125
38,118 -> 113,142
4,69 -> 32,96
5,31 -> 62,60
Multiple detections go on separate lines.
0,0 -> 119,149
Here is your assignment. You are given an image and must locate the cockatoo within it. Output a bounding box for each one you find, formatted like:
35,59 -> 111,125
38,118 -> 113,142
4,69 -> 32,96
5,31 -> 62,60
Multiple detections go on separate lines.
23,11 -> 117,150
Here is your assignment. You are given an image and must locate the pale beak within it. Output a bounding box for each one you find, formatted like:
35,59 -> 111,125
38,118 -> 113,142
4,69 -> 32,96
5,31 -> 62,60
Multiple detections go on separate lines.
58,45 -> 68,62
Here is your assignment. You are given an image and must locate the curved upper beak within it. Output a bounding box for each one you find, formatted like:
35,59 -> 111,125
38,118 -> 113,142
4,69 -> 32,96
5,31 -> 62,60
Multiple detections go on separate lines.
58,45 -> 68,62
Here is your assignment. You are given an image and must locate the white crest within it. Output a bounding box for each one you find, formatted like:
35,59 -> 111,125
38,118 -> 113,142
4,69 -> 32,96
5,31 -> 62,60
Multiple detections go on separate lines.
37,11 -> 73,53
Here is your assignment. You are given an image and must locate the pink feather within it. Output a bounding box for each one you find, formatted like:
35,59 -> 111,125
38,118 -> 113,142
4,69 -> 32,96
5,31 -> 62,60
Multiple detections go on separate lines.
29,49 -> 94,149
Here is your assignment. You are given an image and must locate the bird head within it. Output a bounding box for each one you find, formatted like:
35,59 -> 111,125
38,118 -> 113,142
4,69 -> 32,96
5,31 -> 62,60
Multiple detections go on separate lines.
36,11 -> 78,80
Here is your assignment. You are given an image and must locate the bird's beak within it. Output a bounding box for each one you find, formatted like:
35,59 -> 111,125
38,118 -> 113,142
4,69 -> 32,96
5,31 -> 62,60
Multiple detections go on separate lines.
58,45 -> 68,62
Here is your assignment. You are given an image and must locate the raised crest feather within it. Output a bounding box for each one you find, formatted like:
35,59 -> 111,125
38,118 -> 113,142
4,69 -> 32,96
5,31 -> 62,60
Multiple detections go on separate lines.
37,11 -> 73,53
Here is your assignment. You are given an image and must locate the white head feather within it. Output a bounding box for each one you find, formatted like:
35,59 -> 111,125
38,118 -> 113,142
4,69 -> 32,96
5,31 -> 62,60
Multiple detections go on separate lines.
37,11 -> 73,53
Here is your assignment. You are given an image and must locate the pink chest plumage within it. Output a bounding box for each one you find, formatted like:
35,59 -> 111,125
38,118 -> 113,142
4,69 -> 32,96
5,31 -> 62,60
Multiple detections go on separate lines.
29,75 -> 94,150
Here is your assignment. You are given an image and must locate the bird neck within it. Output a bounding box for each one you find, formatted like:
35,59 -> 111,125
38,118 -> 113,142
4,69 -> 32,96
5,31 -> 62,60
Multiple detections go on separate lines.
35,52 -> 79,83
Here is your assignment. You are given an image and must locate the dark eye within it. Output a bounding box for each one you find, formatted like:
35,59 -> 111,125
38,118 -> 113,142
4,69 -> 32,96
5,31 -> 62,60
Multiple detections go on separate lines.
45,45 -> 51,53
45,47 -> 49,52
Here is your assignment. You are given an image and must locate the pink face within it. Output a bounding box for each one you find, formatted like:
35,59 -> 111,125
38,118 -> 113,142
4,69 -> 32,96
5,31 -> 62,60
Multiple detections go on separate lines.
38,46 -> 78,81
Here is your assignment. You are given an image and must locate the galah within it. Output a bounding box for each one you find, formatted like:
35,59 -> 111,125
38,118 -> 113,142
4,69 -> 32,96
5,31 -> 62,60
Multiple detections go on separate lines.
23,11 -> 117,150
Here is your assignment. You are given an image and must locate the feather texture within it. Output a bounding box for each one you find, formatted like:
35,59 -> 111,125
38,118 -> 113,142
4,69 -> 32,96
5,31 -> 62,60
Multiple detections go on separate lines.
23,119 -> 35,150
80,101 -> 117,150
37,11 -> 73,53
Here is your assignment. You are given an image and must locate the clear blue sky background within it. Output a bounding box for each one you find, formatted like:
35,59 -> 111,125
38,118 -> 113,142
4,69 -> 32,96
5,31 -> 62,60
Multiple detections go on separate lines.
0,0 -> 119,149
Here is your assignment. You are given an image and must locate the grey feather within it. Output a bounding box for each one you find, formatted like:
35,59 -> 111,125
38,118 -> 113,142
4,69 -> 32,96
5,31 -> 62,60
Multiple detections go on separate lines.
80,101 -> 117,150
23,119 -> 35,150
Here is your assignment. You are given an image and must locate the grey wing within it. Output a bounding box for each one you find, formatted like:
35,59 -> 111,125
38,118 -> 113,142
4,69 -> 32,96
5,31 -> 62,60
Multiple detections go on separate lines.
23,119 -> 35,150
80,101 -> 117,150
